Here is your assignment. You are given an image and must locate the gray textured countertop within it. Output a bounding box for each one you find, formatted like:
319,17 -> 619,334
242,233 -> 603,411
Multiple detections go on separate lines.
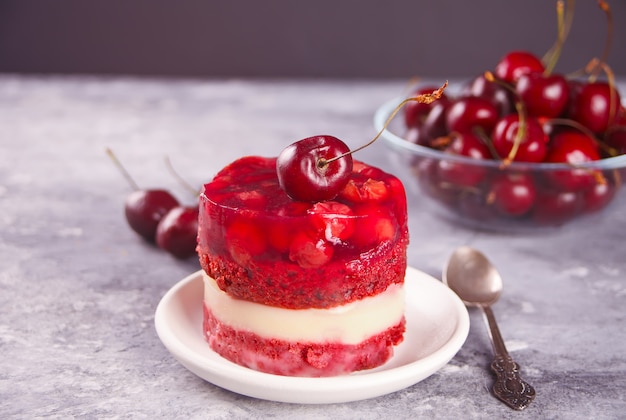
1,75 -> 625,419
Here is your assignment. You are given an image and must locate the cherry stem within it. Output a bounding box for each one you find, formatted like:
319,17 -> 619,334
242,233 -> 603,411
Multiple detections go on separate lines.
105,147 -> 140,191
593,0 -> 613,79
591,59 -> 618,125
542,0 -> 574,74
164,156 -> 201,197
321,81 -> 448,167
473,127 -> 503,160
484,72 -> 527,166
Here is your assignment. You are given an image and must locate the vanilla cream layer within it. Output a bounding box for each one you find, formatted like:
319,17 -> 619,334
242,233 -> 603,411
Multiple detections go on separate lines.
203,273 -> 405,345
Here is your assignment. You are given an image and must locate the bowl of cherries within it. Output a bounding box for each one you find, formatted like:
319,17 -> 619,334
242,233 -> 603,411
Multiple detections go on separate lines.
374,3 -> 626,230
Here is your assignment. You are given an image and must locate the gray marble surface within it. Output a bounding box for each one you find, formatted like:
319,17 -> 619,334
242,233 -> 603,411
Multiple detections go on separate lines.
1,75 -> 625,419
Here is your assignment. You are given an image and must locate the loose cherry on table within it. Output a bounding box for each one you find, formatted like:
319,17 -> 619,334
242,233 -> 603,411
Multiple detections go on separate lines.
106,148 -> 199,259
124,189 -> 180,242
155,205 -> 200,259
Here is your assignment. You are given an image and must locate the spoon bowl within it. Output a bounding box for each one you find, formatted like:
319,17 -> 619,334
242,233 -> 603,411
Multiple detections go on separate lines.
443,246 -> 535,411
443,246 -> 503,307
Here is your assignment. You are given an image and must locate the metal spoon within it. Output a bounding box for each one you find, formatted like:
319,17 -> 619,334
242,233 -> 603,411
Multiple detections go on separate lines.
443,246 -> 535,411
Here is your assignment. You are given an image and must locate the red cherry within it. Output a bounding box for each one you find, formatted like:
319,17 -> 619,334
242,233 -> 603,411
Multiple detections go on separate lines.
445,96 -> 499,134
458,191 -> 497,222
515,72 -> 569,118
308,201 -> 356,243
465,74 -> 516,116
156,206 -> 199,259
288,232 -> 334,268
421,100 -> 452,139
277,135 -> 353,202
570,82 -> 622,133
225,219 -> 267,265
491,114 -> 548,162
404,86 -> 450,128
351,205 -> 395,248
125,189 -> 180,242
488,173 -> 537,216
605,127 -> 626,154
339,178 -> 389,202
414,158 -> 459,207
405,126 -> 433,148
532,189 -> 582,225
565,79 -> 585,116
437,132 -> 491,187
544,130 -> 601,191
494,51 -> 544,84
582,174 -> 617,213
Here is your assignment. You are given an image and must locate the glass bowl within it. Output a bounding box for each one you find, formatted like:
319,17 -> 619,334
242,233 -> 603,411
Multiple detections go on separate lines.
373,96 -> 626,231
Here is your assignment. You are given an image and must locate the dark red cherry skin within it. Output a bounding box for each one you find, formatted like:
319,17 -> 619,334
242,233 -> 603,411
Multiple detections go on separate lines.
544,130 -> 601,191
565,79 -> 585,116
276,135 -> 353,202
445,96 -> 499,135
491,114 -> 548,162
570,82 -> 622,133
494,51 -> 544,84
405,126 -> 431,148
465,74 -> 516,116
457,190 -> 496,222
415,158 -> 459,207
532,188 -> 582,225
124,189 -> 180,242
583,174 -> 617,213
488,173 -> 537,216
437,132 -> 491,187
516,72 -> 569,118
404,86 -> 450,128
605,126 -> 626,154
421,100 -> 451,139
156,206 -> 199,259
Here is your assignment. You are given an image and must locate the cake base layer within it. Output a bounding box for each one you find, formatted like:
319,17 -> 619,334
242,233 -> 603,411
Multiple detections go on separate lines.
203,304 -> 406,377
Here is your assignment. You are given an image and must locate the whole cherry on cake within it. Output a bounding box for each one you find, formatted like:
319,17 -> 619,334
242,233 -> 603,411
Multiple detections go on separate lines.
277,83 -> 448,202
276,135 -> 353,202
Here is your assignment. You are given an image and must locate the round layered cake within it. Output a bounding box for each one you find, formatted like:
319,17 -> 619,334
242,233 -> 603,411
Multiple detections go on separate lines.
197,155 -> 409,377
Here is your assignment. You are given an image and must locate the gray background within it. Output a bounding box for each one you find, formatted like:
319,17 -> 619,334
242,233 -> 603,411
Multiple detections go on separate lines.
1,0 -> 625,79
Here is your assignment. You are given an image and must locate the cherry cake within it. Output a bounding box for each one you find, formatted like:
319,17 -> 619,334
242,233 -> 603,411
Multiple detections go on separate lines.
197,155 -> 409,377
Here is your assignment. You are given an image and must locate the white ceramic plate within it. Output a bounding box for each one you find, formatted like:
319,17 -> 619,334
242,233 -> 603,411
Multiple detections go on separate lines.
154,267 -> 469,404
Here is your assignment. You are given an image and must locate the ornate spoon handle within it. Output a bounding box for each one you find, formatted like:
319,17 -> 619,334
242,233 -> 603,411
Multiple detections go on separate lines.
482,305 -> 536,410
